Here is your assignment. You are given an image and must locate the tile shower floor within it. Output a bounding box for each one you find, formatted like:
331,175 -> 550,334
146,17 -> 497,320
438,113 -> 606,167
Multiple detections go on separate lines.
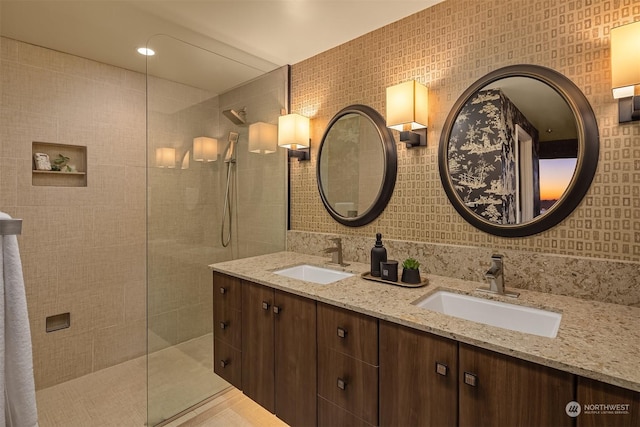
36,334 -> 285,426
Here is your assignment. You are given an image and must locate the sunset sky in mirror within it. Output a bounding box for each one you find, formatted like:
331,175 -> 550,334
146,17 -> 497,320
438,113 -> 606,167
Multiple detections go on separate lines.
539,158 -> 577,200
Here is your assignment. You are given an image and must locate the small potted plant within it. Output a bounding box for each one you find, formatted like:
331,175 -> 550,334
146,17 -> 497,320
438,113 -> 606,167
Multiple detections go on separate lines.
401,258 -> 421,284
51,154 -> 72,172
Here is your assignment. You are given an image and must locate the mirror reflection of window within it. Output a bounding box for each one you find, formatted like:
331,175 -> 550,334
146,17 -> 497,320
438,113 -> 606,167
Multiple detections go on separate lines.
539,158 -> 577,214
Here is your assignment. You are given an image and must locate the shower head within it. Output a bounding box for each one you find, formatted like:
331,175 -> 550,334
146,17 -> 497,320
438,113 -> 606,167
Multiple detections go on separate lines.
222,108 -> 246,125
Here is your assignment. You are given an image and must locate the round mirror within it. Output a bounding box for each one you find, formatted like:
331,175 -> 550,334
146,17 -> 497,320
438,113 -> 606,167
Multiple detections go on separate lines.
317,104 -> 397,227
439,65 -> 599,237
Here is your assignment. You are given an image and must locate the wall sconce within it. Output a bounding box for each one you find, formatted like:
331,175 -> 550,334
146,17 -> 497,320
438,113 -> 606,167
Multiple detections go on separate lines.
386,80 -> 429,148
248,122 -> 277,154
193,137 -> 218,162
611,21 -> 640,123
278,113 -> 310,161
155,147 -> 175,168
181,151 -> 190,169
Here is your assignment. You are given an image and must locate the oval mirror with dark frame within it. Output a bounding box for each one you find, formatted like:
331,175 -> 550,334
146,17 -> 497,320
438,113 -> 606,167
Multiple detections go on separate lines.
317,104 -> 397,227
439,65 -> 599,237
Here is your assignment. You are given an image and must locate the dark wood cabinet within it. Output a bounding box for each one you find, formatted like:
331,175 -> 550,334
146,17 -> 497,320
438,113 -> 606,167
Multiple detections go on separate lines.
212,272 -> 242,388
274,290 -> 317,426
379,320 -> 458,427
317,303 -> 379,426
241,281 -> 317,426
241,281 -> 275,412
458,343 -> 574,427
576,376 -> 640,427
215,271 -> 636,427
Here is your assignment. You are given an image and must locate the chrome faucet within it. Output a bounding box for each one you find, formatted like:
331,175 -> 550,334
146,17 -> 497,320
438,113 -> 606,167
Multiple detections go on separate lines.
477,254 -> 519,298
323,237 -> 349,267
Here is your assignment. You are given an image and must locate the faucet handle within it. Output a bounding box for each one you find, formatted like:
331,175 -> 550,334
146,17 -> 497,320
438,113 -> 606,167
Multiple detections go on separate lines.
491,254 -> 503,260
330,237 -> 342,244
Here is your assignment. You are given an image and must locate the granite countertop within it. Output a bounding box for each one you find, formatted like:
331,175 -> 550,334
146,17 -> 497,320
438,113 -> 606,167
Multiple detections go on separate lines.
210,251 -> 640,393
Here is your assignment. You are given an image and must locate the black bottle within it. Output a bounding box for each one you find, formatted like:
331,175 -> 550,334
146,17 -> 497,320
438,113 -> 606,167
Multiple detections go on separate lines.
370,233 -> 387,277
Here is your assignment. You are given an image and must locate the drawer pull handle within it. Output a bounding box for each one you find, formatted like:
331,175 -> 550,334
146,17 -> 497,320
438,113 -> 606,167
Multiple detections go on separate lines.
220,287 -> 226,294
273,306 -> 281,314
436,362 -> 448,376
220,321 -> 228,330
464,372 -> 477,387
262,301 -> 270,310
220,359 -> 230,368
337,327 -> 347,338
337,378 -> 347,390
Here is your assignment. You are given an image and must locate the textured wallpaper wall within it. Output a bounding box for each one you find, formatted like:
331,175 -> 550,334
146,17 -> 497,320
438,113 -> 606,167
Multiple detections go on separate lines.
290,0 -> 640,262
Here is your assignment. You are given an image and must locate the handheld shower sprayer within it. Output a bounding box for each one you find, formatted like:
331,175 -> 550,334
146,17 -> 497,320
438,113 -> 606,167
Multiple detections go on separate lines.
224,131 -> 239,163
221,131 -> 239,247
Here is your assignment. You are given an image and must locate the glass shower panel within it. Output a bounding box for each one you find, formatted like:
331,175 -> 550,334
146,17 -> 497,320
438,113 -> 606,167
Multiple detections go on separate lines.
146,35 -> 287,425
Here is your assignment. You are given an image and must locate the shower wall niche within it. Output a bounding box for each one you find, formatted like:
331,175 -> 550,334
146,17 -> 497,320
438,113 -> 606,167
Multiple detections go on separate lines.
32,142 -> 87,187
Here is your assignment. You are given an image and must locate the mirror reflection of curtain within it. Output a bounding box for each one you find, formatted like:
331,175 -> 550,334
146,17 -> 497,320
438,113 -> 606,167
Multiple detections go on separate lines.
448,89 -> 539,224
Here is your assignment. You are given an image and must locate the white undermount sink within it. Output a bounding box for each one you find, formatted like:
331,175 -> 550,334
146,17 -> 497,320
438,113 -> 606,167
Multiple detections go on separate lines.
273,264 -> 354,285
414,290 -> 562,338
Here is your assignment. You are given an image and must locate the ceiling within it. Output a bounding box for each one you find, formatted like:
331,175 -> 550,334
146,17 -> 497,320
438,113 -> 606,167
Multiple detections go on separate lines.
0,0 -> 443,93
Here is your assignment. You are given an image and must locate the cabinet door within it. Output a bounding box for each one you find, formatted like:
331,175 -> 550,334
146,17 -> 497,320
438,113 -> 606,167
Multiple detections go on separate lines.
241,282 -> 275,413
577,376 -> 639,427
459,343 -> 574,427
274,290 -> 317,427
379,320 -> 458,427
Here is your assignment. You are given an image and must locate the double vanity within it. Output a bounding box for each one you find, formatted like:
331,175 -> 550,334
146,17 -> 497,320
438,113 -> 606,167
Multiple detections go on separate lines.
208,63 -> 639,426
211,251 -> 639,427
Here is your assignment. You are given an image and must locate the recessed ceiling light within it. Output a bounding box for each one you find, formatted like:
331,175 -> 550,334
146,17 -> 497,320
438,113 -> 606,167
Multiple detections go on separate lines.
137,47 -> 155,56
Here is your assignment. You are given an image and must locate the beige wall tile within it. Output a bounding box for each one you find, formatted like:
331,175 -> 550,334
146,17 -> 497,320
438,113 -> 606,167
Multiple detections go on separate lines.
93,320 -> 146,371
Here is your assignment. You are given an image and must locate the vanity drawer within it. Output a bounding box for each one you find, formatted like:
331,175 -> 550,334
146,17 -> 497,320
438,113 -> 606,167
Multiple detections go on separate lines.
318,396 -> 374,427
213,272 -> 242,310
318,346 -> 379,426
213,306 -> 241,348
317,302 -> 378,365
213,338 -> 241,389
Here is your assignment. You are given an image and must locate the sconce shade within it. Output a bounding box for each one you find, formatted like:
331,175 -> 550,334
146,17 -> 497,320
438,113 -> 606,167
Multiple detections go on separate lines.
248,122 -> 277,154
278,113 -> 310,149
386,80 -> 429,130
156,147 -> 176,168
193,137 -> 218,162
611,21 -> 640,99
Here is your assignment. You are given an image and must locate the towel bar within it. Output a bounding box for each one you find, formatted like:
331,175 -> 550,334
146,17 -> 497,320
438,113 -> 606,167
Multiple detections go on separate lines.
0,219 -> 22,236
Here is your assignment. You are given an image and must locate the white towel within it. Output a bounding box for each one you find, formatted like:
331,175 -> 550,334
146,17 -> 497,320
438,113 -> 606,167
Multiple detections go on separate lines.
0,212 -> 38,427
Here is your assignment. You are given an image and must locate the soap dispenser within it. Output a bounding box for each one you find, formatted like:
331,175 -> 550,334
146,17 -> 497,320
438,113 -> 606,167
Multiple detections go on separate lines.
370,233 -> 387,277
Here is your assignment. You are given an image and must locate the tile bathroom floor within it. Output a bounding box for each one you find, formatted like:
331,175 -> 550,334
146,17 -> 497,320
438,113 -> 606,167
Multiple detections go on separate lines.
36,334 -> 286,426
